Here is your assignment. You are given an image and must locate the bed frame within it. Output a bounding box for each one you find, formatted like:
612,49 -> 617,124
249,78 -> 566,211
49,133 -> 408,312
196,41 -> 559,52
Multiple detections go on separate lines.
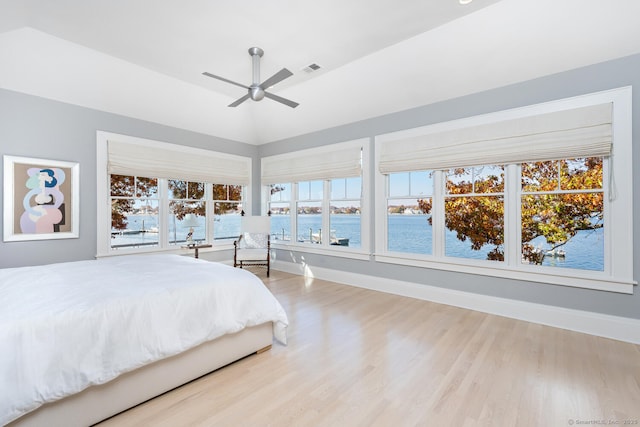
9,322 -> 273,427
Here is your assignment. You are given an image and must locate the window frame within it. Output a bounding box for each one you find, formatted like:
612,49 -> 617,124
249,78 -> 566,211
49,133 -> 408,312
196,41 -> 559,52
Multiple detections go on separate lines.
110,175 -> 162,250
267,182 -> 292,244
386,171 -> 434,256
374,87 -> 634,294
517,158 -> 605,271
211,183 -> 244,243
97,132 -> 251,257
442,165 -> 506,261
329,177 -> 363,249
266,177 -> 367,257
295,179 -> 325,245
167,178 -> 207,247
262,139 -> 370,260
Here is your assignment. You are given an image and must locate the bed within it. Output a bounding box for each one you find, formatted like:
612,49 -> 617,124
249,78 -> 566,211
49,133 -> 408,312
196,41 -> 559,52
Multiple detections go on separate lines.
0,254 -> 288,427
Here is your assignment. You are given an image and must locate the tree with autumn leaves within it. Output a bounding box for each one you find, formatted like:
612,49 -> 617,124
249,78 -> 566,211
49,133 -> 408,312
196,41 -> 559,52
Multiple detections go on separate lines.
110,176 -> 242,230
110,176 -> 158,230
417,158 -> 603,263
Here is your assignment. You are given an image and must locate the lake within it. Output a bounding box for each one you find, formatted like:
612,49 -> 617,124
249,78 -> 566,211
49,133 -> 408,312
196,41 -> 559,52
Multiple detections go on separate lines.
113,214 -> 604,271
273,214 -> 604,271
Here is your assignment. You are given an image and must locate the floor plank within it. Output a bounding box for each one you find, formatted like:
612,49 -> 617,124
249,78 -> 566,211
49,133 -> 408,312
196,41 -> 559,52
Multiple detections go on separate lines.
97,270 -> 640,427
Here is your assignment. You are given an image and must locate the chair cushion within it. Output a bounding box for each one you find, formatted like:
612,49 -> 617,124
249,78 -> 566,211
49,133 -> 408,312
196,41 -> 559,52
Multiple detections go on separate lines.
236,248 -> 268,261
243,232 -> 268,249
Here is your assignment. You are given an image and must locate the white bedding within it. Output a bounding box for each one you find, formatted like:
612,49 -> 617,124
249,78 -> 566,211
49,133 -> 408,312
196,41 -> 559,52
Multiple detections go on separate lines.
0,254 -> 288,425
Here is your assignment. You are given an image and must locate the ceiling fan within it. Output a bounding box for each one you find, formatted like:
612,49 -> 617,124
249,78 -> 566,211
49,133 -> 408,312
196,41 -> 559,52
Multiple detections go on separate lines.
202,47 -> 299,108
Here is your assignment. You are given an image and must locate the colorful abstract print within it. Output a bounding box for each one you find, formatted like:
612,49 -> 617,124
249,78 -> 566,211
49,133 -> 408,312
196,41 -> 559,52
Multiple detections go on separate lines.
20,167 -> 66,234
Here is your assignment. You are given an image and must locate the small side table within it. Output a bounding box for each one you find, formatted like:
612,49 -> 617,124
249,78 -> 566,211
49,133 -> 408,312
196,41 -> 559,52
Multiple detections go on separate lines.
182,243 -> 212,259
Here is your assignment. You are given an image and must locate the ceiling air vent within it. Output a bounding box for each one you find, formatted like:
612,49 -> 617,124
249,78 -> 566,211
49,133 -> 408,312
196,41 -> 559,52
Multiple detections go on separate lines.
302,63 -> 322,73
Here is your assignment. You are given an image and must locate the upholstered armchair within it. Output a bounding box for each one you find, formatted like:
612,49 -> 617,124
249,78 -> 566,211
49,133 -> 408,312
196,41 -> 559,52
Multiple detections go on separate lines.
233,215 -> 271,277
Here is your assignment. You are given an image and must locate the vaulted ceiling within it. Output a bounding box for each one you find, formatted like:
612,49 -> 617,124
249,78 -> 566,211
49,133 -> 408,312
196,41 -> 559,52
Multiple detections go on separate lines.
1,0 -> 640,145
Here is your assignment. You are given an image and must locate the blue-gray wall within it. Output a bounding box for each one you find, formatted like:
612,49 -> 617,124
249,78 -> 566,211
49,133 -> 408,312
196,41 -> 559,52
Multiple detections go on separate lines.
260,53 -> 640,320
1,53 -> 637,320
0,89 -> 256,267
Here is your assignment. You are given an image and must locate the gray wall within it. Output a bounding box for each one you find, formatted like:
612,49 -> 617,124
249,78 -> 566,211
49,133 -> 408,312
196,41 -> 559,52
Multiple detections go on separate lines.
0,89 -> 257,268
260,53 -> 640,320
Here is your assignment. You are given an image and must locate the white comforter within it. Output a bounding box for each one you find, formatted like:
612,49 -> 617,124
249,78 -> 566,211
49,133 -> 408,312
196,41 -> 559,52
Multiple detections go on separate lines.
0,254 -> 288,425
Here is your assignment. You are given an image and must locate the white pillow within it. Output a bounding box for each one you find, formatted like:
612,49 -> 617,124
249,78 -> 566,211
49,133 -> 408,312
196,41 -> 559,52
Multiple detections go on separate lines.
243,232 -> 268,249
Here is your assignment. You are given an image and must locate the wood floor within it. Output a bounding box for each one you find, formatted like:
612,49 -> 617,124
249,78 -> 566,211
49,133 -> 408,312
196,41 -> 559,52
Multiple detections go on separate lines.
98,270 -> 640,427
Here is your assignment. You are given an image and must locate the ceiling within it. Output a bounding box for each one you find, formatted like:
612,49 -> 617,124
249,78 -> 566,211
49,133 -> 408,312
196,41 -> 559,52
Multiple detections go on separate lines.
1,0 -> 640,145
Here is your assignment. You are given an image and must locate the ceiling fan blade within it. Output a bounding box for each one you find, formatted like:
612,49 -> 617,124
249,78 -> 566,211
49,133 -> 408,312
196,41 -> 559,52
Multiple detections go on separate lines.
260,68 -> 293,90
228,93 -> 251,107
202,72 -> 249,89
264,91 -> 299,109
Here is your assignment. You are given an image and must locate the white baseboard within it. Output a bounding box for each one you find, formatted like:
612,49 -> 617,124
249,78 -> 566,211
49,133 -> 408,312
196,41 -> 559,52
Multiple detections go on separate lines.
273,260 -> 640,345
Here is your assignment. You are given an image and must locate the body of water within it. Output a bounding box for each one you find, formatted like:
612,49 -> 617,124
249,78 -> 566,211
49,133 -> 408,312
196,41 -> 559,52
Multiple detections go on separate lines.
271,214 -> 362,248
113,214 -> 603,271
387,215 -> 603,271
111,214 -> 241,248
274,214 -> 604,271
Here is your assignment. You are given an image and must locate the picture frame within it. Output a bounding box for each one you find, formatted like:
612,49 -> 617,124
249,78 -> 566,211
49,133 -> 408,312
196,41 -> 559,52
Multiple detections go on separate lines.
3,155 -> 80,242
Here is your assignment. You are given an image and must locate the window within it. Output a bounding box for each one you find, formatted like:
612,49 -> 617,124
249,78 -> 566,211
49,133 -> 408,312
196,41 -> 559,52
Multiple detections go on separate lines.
387,171 -> 433,255
330,177 -> 361,248
384,161 -> 602,269
444,165 -> 504,261
168,179 -> 206,245
212,184 -> 243,241
97,132 -> 251,256
267,178 -> 362,249
261,139 -> 369,255
520,158 -> 603,271
110,175 -> 159,249
375,88 -> 633,293
109,179 -> 245,251
268,183 -> 292,243
296,180 -> 323,244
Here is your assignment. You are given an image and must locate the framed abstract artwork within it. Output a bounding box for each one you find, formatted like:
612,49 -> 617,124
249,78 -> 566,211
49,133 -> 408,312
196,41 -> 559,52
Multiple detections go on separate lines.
3,155 -> 80,242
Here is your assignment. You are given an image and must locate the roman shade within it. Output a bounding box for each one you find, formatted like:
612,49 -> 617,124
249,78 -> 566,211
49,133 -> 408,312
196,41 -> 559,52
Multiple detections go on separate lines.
108,140 -> 251,185
378,103 -> 612,173
262,145 -> 362,184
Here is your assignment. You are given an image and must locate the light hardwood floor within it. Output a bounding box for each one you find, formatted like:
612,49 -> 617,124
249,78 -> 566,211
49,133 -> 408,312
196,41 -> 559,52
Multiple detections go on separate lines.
98,270 -> 640,427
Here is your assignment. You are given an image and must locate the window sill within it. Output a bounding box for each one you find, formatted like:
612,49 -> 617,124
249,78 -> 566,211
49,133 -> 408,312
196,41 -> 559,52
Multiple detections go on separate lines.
96,243 -> 234,259
374,253 -> 635,294
271,242 -> 370,261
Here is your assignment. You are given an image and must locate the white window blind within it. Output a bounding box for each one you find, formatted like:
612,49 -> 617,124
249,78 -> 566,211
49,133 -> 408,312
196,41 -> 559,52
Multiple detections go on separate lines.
108,140 -> 251,185
379,103 -> 612,173
262,145 -> 362,184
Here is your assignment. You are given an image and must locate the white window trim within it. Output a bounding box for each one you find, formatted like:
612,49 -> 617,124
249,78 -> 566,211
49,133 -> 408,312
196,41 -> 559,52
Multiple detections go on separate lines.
374,87 -> 634,294
96,131 -> 252,257
262,138 -> 371,257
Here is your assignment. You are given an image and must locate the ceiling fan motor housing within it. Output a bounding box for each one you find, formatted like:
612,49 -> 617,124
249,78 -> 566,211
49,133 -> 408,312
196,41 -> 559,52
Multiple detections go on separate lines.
250,85 -> 265,101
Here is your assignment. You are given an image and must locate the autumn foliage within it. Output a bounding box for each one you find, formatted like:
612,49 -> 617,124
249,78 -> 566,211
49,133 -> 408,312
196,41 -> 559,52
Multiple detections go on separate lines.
110,175 -> 242,230
417,158 -> 603,263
